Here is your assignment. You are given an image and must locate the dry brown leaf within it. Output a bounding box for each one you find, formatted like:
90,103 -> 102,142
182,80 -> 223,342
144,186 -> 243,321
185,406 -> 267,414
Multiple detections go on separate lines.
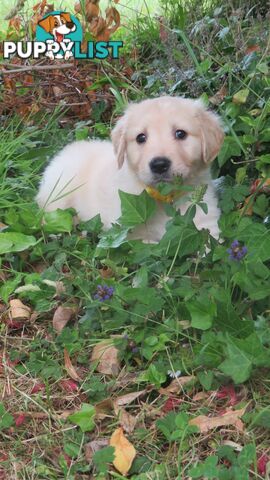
86,3 -> 100,20
114,390 -> 147,406
99,266 -> 114,279
193,391 -> 210,401
114,404 -> 137,434
64,348 -> 82,382
9,299 -> 31,320
52,306 -> 75,333
209,84 -> 227,106
91,340 -> 120,375
189,406 -> 247,433
85,438 -> 109,462
159,376 -> 195,395
110,427 -> 136,475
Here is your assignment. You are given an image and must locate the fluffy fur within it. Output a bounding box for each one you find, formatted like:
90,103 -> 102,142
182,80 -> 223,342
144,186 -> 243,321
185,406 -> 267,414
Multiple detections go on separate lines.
36,96 -> 224,242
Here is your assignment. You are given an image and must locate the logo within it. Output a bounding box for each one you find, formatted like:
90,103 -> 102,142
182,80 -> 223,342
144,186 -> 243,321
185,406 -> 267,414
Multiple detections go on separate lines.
3,10 -> 123,60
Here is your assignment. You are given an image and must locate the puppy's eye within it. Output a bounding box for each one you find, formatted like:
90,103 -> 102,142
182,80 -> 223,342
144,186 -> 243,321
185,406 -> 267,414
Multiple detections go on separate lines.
175,129 -> 187,140
136,133 -> 147,144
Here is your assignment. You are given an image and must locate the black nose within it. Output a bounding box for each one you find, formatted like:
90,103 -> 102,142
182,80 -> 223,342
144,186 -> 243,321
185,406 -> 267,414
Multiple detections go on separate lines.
150,156 -> 171,174
66,21 -> 74,29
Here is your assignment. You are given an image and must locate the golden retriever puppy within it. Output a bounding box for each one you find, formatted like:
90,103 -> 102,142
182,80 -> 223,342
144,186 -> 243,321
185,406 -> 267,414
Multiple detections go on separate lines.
36,96 -> 224,242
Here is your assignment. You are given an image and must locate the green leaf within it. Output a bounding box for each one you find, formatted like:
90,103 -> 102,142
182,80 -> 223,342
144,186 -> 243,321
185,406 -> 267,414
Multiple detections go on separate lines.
0,232 -> 37,254
93,446 -> 115,474
250,408 -> 270,429
0,403 -> 14,430
233,89 -> 249,104
186,296 -> 216,330
189,455 -> 219,479
98,224 -> 130,249
43,209 -> 73,233
119,190 -> 156,227
69,403 -> 96,432
218,137 -> 242,167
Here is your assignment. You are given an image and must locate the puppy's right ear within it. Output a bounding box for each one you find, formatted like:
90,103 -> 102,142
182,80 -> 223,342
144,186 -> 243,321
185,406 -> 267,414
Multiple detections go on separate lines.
111,115 -> 127,169
38,15 -> 53,33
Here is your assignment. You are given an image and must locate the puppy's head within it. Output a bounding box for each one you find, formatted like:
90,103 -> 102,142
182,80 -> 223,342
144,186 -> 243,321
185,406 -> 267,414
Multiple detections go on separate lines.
111,96 -> 224,185
38,12 -> 76,38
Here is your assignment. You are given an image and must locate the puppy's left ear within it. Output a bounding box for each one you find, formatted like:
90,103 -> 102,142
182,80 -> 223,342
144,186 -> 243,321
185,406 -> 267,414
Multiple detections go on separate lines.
111,114 -> 127,169
198,104 -> 224,164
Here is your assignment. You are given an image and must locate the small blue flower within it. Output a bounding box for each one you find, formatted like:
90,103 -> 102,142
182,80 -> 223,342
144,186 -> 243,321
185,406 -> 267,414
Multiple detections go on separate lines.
227,240 -> 247,261
94,284 -> 114,302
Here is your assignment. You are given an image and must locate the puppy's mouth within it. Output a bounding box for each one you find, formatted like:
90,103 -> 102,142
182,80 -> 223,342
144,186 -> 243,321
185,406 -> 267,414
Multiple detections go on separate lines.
55,32 -> 64,42
150,174 -> 172,186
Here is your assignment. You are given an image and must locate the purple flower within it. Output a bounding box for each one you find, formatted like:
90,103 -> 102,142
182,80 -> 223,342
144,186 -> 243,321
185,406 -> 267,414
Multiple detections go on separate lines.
94,284 -> 114,302
227,240 -> 247,261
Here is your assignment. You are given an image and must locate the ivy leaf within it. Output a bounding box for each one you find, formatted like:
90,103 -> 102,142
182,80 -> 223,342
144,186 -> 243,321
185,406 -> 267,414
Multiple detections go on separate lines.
119,190 -> 156,226
68,403 -> 95,432
43,209 -> 73,233
98,224 -> 130,249
218,137 -> 242,167
189,455 -> 219,479
186,296 -> 216,330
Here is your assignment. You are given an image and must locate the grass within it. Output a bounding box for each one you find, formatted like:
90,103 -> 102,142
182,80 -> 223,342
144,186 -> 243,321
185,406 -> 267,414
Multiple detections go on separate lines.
1,0 -> 270,478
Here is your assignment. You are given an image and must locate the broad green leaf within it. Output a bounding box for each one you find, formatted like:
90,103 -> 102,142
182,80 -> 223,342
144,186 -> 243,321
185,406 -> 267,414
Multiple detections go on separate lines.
218,137 -> 242,167
43,209 -> 73,233
0,232 -> 37,254
93,446 -> 115,474
98,224 -> 130,248
186,296 -> 216,330
119,190 -> 156,227
233,89 -> 249,104
69,403 -> 95,432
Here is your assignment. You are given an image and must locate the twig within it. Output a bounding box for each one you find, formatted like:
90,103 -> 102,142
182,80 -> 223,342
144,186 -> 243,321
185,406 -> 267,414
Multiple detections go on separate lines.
1,63 -> 75,74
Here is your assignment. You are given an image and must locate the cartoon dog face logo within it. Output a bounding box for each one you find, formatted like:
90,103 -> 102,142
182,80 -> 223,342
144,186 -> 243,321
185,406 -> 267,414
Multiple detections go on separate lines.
38,12 -> 76,43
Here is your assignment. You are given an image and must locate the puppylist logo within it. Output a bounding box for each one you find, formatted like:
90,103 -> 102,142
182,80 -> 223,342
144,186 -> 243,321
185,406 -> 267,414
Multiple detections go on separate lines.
3,10 -> 123,60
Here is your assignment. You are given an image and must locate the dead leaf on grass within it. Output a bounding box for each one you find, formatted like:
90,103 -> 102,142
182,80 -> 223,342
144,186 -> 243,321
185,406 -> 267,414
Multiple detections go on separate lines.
189,406 -> 247,433
91,340 -> 120,375
52,306 -> 75,333
159,376 -> 195,395
115,390 -> 147,406
85,438 -> 109,462
193,391 -> 210,401
113,404 -> 137,433
110,427 -> 136,475
9,299 -> 31,320
64,348 -> 82,382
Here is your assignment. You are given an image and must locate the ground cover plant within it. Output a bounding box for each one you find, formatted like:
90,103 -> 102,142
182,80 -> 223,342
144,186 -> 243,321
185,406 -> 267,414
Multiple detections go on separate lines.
0,0 -> 270,478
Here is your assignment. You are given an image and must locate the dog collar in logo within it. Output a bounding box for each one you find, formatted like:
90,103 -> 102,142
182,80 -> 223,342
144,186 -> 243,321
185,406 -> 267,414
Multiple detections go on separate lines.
145,186 -> 186,204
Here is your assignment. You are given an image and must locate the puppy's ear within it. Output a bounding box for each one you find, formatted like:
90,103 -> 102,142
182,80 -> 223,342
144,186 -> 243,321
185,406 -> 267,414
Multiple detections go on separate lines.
197,103 -> 224,164
38,15 -> 53,33
61,12 -> 72,23
111,115 -> 127,169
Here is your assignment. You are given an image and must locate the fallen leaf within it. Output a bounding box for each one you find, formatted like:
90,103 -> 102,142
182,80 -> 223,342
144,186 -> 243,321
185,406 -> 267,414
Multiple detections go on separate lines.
209,83 -> 227,105
60,379 -> 79,392
15,414 -> 26,427
159,376 -> 195,395
85,438 -> 109,462
114,390 -> 147,406
91,340 -> 120,375
31,383 -> 45,394
9,299 -> 31,320
52,306 -> 75,333
64,348 -> 82,382
257,453 -> 270,476
216,385 -> 238,406
193,391 -> 210,401
189,406 -> 247,433
233,88 -> 249,105
113,404 -> 137,433
110,427 -> 136,475
162,397 -> 182,413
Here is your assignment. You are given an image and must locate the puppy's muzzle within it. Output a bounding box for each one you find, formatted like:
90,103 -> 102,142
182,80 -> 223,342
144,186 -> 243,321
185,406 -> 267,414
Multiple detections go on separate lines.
149,156 -> 171,175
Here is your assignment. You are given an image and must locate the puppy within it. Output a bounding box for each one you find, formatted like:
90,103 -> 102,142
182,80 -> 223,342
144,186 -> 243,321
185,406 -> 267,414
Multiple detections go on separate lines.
36,96 -> 224,242
38,12 -> 76,60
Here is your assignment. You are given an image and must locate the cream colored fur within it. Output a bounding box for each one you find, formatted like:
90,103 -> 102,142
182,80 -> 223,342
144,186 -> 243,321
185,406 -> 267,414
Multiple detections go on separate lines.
36,96 -> 224,242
